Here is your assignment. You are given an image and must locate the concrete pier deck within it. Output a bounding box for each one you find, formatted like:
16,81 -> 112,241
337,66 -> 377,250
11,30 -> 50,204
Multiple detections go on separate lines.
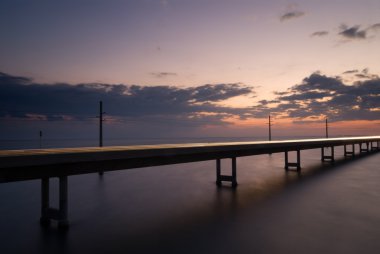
1,136 -> 380,182
0,136 -> 379,227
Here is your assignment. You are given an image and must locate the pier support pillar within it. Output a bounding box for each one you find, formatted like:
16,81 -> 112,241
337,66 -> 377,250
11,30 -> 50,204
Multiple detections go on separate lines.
284,150 -> 301,171
321,146 -> 335,162
216,158 -> 237,188
344,144 -> 355,158
370,141 -> 379,151
40,176 -> 69,229
360,142 -> 369,154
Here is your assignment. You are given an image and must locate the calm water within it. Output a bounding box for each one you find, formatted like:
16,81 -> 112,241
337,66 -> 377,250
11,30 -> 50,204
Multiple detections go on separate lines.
1,138 -> 380,254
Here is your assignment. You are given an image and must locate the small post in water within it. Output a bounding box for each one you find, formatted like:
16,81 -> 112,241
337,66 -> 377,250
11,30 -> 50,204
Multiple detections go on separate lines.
39,130 -> 43,148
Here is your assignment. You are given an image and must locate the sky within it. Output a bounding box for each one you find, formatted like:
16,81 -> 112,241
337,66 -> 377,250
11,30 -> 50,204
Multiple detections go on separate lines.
0,0 -> 379,140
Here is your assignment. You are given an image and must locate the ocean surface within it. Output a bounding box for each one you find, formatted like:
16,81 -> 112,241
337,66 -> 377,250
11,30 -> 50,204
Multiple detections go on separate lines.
1,137 -> 380,254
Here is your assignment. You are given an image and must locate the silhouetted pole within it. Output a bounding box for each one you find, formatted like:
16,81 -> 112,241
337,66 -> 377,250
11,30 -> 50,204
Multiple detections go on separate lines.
268,115 -> 272,141
268,115 -> 273,155
325,118 -> 328,138
98,101 -> 105,175
99,101 -> 103,147
39,130 -> 42,148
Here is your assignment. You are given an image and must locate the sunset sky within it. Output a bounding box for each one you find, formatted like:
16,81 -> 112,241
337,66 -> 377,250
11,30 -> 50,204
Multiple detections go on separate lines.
0,0 -> 379,140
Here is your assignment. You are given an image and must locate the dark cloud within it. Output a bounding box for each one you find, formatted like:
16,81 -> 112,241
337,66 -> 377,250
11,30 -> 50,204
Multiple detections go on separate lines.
268,72 -> 380,121
339,24 -> 367,39
150,72 -> 177,78
0,72 -> 31,84
311,31 -> 329,37
190,83 -> 254,102
285,72 -> 346,93
280,11 -> 305,22
337,23 -> 380,41
1,70 -> 379,134
0,72 -> 255,127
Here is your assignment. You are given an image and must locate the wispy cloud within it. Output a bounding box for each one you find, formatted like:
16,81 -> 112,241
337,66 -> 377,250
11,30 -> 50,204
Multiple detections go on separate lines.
342,69 -> 359,74
339,25 -> 366,39
280,11 -> 305,22
150,72 -> 177,78
368,23 -> 380,31
310,31 -> 329,37
353,68 -> 379,80
342,68 -> 378,80
338,23 -> 380,41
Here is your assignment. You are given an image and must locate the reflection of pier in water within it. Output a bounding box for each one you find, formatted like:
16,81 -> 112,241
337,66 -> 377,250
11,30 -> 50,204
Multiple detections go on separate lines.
0,136 -> 379,228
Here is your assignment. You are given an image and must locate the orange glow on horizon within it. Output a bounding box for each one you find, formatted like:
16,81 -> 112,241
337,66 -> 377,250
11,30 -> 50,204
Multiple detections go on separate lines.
216,116 -> 380,136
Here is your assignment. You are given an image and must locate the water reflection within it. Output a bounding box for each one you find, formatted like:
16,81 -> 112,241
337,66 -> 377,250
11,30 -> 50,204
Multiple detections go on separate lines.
39,226 -> 68,254
1,149 -> 380,254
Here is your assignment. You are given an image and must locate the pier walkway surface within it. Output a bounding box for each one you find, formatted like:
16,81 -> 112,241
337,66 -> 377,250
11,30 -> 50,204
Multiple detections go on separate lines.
1,136 -> 379,228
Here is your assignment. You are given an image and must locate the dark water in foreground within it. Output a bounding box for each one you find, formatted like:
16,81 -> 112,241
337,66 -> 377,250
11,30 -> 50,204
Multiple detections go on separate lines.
1,138 -> 380,254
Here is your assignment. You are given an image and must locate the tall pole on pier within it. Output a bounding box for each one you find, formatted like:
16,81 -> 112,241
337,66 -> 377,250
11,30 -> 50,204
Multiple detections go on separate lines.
268,115 -> 272,141
98,101 -> 105,175
268,115 -> 273,155
325,118 -> 329,138
99,101 -> 103,147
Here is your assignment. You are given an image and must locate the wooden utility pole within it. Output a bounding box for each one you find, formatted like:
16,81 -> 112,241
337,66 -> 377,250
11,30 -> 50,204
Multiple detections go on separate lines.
98,101 -> 105,175
268,115 -> 273,155
99,101 -> 104,147
268,115 -> 272,141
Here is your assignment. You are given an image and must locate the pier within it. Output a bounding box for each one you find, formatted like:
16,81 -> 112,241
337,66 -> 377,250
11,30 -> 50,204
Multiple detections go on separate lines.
0,136 -> 379,228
